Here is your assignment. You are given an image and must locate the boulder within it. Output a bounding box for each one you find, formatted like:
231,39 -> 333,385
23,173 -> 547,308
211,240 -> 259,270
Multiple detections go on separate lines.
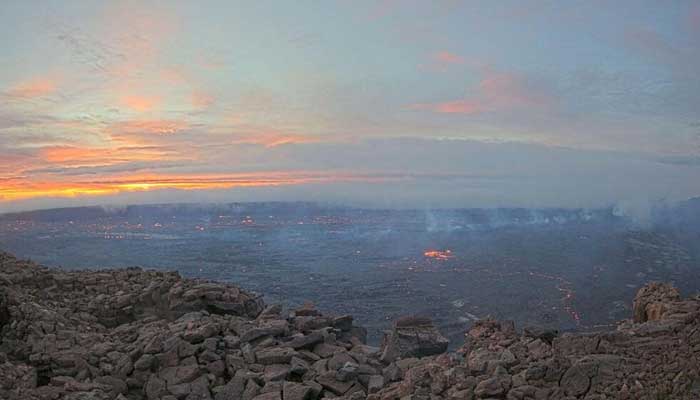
632,282 -> 681,323
282,381 -> 314,400
474,366 -> 511,397
214,375 -> 246,400
316,374 -> 354,395
255,347 -> 298,365
380,316 -> 449,362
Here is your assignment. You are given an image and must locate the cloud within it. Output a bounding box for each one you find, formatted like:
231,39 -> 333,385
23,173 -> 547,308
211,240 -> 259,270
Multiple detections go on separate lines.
622,26 -> 700,79
690,3 -> 700,35
104,119 -> 193,147
0,111 -> 61,131
39,145 -> 177,167
435,51 -> 464,65
0,170 -> 401,202
421,51 -> 466,71
53,24 -> 126,73
4,77 -> 57,99
51,1 -> 179,78
0,150 -> 38,179
191,90 -> 215,108
120,95 -> 160,112
655,155 -> 700,166
1,138 -> 699,210
624,28 -> 679,63
28,160 -> 189,177
366,0 -> 402,21
229,129 -> 320,148
410,67 -> 552,114
109,119 -> 189,136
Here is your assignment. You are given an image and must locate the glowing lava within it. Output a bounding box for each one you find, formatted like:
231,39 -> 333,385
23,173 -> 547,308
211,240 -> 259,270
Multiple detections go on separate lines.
424,249 -> 454,260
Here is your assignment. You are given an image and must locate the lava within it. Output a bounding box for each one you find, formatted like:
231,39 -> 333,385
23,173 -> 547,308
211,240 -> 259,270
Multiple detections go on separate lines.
424,249 -> 454,260
529,270 -> 581,326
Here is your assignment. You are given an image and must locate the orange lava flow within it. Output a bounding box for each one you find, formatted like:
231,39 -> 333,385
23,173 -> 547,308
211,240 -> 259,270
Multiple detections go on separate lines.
424,249 -> 454,260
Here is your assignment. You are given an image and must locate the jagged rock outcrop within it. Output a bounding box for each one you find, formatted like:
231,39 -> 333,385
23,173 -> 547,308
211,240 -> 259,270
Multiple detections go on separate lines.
1,250 -> 700,399
632,281 -> 681,323
372,282 -> 700,400
379,316 -> 449,363
0,252 -> 385,400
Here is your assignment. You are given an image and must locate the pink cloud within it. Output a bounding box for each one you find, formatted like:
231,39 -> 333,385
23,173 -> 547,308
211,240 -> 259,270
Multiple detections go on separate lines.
410,67 -> 551,114
5,77 -> 57,99
232,131 -> 319,148
416,99 -> 485,114
435,51 -> 465,65
120,95 -> 161,112
192,90 -> 215,108
366,0 -> 401,21
690,3 -> 700,35
421,51 -> 466,72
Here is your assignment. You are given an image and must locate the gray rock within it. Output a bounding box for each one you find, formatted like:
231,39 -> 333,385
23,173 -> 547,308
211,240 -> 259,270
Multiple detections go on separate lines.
251,391 -> 281,400
134,354 -> 155,370
283,381 -> 314,400
145,375 -> 167,400
379,316 -> 449,363
474,367 -> 511,398
242,379 -> 262,400
159,365 -> 201,386
185,375 -> 211,400
255,347 -> 297,365
367,375 -> 384,394
240,321 -> 288,343
337,361 -> 359,382
316,374 -> 353,395
168,382 -> 192,399
263,364 -> 290,382
214,376 -> 246,400
283,332 -> 324,349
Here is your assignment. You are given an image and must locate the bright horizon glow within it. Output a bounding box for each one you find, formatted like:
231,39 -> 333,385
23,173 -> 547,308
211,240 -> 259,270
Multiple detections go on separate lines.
1,1 -> 699,212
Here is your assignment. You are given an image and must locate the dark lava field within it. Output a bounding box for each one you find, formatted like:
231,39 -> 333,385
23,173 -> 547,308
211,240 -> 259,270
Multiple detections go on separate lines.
2,202 -> 699,346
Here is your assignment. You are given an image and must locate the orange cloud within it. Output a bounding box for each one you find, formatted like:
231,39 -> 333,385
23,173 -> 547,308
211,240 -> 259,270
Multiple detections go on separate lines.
0,178 -> 121,201
5,77 -> 57,99
41,146 -> 111,163
121,95 -> 160,112
40,145 -> 175,167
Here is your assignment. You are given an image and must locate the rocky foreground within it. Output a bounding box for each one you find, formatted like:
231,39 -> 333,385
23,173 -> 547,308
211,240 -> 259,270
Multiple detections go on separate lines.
1,251 -> 700,399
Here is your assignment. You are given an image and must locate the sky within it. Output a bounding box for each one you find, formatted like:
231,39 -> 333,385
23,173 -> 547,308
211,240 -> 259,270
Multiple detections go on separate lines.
1,0 -> 700,212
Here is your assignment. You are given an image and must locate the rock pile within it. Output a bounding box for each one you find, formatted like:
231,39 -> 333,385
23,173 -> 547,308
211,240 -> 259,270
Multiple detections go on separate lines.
0,252 -> 445,400
1,250 -> 700,399
372,285 -> 700,400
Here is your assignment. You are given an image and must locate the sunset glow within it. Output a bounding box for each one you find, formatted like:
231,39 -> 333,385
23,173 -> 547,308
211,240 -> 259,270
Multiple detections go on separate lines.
1,1 -> 699,212
0,172 -> 397,202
